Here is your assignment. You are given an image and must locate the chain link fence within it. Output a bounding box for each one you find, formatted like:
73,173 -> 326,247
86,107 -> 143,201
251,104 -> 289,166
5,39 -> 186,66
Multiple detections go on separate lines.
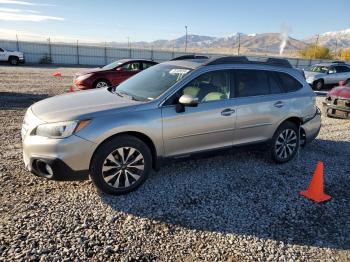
0,38 -> 338,68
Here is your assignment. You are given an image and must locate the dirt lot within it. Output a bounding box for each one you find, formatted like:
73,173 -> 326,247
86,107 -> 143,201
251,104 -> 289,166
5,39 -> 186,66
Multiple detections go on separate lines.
0,65 -> 349,261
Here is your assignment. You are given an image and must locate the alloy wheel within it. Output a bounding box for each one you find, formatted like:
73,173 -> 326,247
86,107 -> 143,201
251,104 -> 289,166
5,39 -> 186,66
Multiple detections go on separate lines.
102,147 -> 144,188
275,129 -> 298,160
96,81 -> 108,88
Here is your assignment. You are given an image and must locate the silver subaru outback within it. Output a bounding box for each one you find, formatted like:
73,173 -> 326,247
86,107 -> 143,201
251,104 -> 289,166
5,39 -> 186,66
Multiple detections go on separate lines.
22,56 -> 321,195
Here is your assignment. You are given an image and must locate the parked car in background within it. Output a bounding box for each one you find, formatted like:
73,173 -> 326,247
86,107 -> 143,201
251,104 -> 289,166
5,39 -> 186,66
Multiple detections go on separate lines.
304,61 -> 350,90
323,80 -> 350,118
72,59 -> 157,90
0,48 -> 25,65
22,56 -> 321,195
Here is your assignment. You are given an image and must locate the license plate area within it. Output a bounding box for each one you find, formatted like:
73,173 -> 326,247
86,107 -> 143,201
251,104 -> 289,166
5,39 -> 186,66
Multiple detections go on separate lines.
334,110 -> 347,118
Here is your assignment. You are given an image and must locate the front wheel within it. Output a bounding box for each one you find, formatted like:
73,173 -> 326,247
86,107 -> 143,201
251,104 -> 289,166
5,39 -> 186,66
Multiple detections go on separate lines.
90,135 -> 152,195
271,122 -> 300,163
313,79 -> 324,91
9,57 -> 19,65
94,80 -> 109,89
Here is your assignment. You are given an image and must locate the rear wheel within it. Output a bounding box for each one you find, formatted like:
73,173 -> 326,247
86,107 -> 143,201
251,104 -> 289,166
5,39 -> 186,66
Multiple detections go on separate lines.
90,135 -> 152,195
9,56 -> 19,65
313,79 -> 324,91
271,122 -> 300,163
93,79 -> 109,89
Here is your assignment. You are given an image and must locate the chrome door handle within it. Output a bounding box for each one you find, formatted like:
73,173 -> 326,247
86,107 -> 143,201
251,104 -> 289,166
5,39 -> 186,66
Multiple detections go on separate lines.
274,101 -> 284,108
221,108 -> 235,116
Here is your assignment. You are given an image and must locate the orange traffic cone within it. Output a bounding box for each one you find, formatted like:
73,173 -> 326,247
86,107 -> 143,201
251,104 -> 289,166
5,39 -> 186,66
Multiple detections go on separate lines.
299,161 -> 331,203
52,72 -> 61,77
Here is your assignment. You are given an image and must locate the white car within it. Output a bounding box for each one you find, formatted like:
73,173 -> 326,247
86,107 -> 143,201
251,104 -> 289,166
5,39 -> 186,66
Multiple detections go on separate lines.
0,47 -> 25,65
304,62 -> 350,90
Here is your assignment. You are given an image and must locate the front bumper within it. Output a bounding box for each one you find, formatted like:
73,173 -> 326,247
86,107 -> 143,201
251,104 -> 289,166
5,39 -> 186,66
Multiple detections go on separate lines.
301,107 -> 321,144
23,134 -> 96,180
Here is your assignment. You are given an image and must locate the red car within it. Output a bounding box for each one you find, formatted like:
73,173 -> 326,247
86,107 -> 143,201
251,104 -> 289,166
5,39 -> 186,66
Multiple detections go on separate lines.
323,80 -> 350,118
72,59 -> 157,90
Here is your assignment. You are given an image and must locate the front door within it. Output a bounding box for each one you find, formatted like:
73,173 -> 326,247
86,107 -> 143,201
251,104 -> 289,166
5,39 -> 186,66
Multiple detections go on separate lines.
161,70 -> 236,157
112,61 -> 141,85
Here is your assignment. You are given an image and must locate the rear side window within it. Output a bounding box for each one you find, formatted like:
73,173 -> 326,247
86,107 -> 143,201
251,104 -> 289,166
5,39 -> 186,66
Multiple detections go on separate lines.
142,62 -> 154,70
335,66 -> 350,73
268,72 -> 284,94
234,70 -> 284,97
276,72 -> 302,92
235,70 -> 269,97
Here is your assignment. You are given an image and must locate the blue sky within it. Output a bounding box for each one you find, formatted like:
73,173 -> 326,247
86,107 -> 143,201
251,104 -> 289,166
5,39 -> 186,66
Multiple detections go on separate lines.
0,0 -> 349,42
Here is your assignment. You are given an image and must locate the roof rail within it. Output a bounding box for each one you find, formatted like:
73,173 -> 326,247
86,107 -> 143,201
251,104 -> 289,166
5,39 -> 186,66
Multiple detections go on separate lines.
205,56 -> 292,68
331,60 -> 345,64
171,55 -> 209,61
206,56 -> 249,65
265,58 -> 292,68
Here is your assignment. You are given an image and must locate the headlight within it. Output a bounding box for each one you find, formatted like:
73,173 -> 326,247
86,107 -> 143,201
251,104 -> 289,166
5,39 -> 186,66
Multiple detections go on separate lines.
76,74 -> 93,81
34,120 -> 90,138
306,77 -> 315,83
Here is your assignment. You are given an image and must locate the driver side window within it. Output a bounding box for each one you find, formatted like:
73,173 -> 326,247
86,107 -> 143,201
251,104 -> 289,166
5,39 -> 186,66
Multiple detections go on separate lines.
170,70 -> 230,105
122,62 -> 140,71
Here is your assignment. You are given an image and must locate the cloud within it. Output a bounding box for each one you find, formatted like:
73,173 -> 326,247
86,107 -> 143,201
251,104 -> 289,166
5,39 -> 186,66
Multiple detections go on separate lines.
0,11 -> 64,21
0,4 -> 63,22
0,28 -> 104,43
0,0 -> 35,5
0,0 -> 56,6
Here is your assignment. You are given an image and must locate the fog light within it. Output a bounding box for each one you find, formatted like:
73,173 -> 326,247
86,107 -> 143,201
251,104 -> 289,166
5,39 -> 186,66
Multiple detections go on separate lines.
44,163 -> 53,176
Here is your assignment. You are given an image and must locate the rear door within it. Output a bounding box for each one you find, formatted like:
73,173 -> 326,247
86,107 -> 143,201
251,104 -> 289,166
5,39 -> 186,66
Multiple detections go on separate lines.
233,69 -> 290,145
334,65 -> 350,83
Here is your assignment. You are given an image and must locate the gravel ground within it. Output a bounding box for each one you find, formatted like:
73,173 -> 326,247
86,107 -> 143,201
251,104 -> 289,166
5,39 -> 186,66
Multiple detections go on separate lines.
0,65 -> 349,261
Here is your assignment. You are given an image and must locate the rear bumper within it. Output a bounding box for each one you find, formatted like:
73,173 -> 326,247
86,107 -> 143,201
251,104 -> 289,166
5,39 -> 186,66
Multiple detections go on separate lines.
301,108 -> 321,144
322,99 -> 350,118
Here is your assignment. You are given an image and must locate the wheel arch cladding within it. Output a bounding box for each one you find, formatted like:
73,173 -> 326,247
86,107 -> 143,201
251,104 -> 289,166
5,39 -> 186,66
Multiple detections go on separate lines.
90,131 -> 158,171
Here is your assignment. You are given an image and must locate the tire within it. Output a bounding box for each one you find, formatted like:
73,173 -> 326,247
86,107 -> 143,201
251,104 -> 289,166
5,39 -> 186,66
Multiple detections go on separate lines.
313,79 -> 324,91
93,79 -> 109,89
90,135 -> 152,195
271,121 -> 300,163
9,56 -> 19,66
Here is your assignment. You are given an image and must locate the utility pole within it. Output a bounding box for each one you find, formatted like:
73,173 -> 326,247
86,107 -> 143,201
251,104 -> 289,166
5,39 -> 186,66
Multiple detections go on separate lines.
127,37 -> 130,49
185,25 -> 188,53
237,33 -> 241,55
313,34 -> 319,59
335,33 -> 339,59
16,34 -> 19,51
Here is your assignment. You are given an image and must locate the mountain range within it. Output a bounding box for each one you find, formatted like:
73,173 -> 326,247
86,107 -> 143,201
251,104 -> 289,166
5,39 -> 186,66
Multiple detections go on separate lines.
107,28 -> 350,55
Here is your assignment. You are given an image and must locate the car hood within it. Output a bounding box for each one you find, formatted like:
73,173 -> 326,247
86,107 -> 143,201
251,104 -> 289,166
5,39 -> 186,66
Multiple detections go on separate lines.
31,88 -> 141,122
328,86 -> 350,99
75,67 -> 108,76
304,71 -> 325,79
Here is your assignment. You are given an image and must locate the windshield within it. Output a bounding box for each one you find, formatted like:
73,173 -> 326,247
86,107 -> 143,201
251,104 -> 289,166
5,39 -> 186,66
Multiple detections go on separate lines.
113,64 -> 191,101
102,60 -> 123,70
308,65 -> 329,73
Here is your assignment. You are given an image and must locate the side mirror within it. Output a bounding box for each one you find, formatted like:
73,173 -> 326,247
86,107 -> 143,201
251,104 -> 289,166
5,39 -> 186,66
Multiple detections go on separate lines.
116,67 -> 123,72
179,94 -> 198,106
175,94 -> 199,113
